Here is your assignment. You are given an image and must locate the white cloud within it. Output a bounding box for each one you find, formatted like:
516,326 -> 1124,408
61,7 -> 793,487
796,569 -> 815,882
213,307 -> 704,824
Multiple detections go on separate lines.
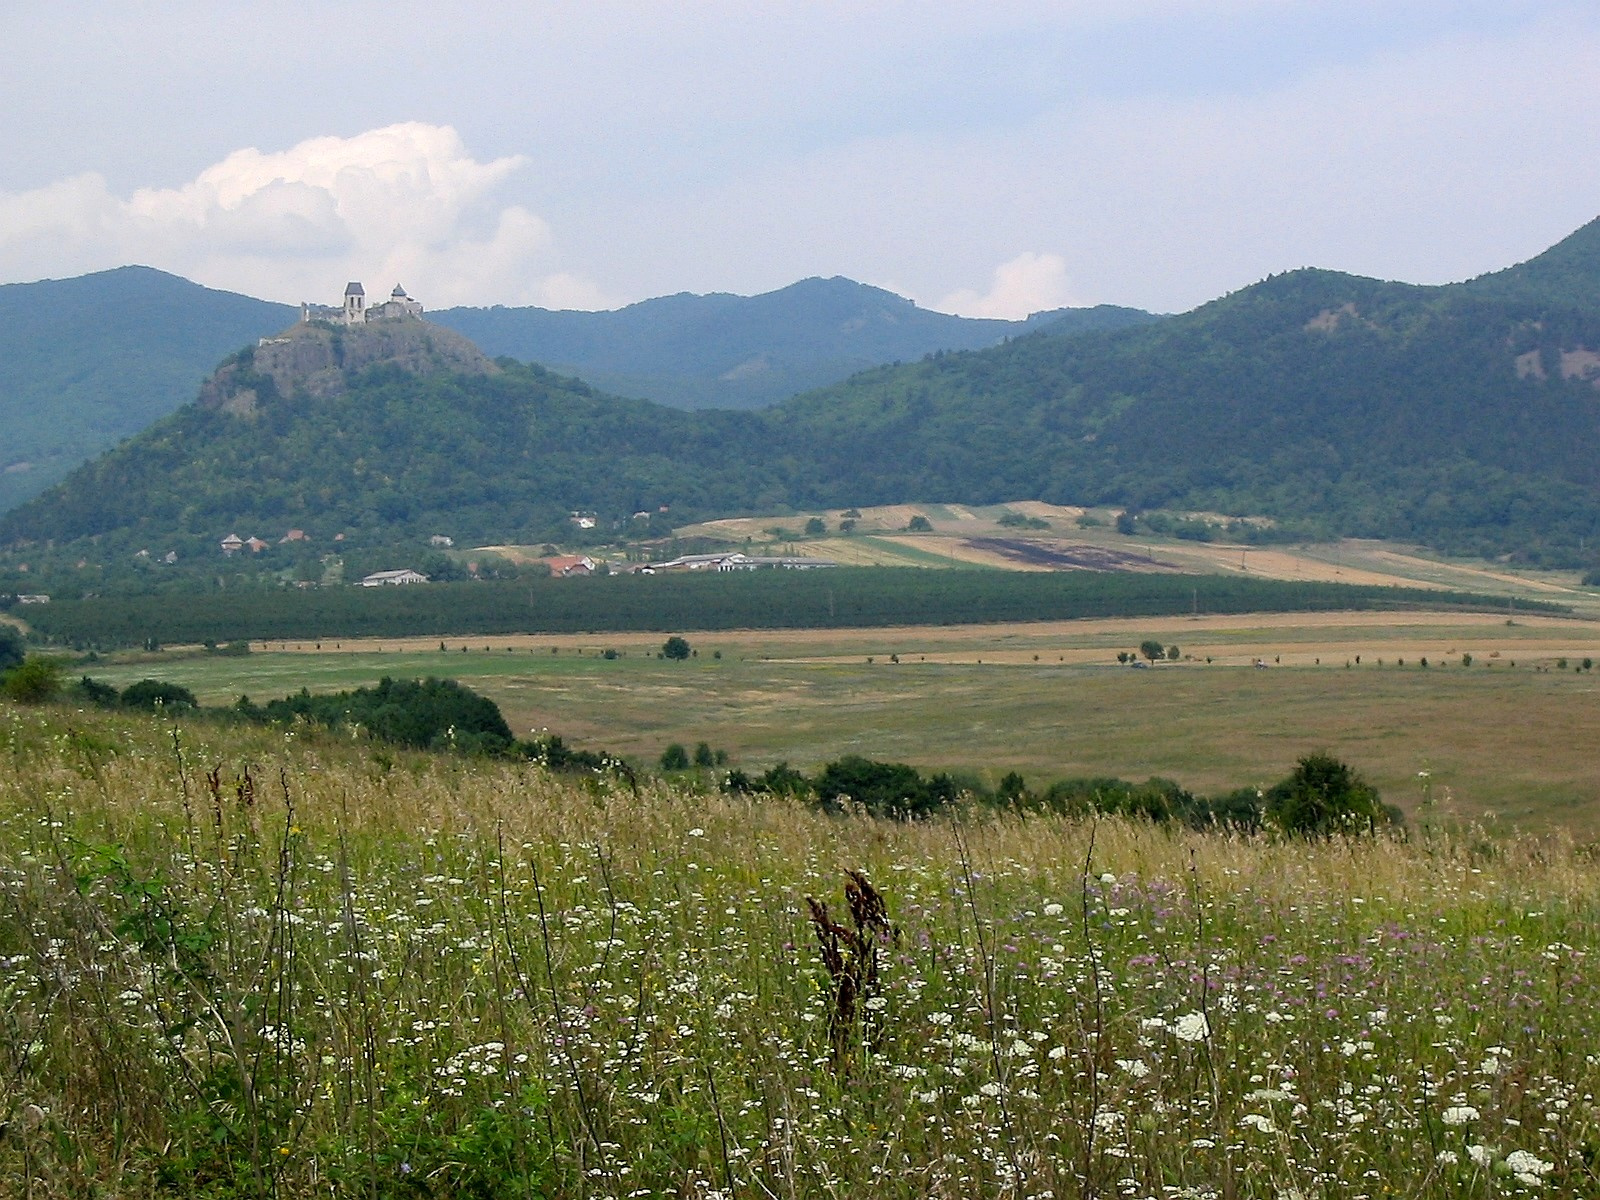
0,123 -> 608,309
936,251 -> 1078,318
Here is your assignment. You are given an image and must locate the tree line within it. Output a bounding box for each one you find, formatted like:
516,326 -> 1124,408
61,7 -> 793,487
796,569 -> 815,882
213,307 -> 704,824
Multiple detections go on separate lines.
18,568 -> 1556,649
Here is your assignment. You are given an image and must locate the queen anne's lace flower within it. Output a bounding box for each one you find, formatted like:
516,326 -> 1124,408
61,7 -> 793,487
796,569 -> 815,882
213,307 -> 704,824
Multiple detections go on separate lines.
1172,1012 -> 1210,1042
1505,1149 -> 1554,1182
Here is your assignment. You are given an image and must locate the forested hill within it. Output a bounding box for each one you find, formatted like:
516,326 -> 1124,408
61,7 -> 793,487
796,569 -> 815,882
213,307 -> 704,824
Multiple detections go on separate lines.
431,276 -> 1155,410
0,267 -> 294,511
8,215 -> 1600,588
765,249 -> 1600,560
1455,216 -> 1600,308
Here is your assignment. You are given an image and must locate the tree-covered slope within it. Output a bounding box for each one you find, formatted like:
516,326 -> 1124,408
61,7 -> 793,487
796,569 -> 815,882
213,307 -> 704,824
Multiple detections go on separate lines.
0,267 -> 294,511
767,261 -> 1600,558
1455,216 -> 1600,308
432,276 -> 1155,409
0,320 -> 782,568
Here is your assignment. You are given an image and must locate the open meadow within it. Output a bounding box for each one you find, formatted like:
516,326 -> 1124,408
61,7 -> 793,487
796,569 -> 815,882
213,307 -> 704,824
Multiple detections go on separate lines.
83,609 -> 1600,834
2,704 -> 1598,1197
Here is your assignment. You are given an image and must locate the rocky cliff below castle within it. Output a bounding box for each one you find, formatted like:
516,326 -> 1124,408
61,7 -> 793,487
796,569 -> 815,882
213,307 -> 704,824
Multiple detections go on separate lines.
198,319 -> 499,417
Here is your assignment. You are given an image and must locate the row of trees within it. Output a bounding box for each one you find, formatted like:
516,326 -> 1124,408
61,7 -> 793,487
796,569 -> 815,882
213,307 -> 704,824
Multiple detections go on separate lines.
723,751 -> 1397,837
22,568 -> 1545,650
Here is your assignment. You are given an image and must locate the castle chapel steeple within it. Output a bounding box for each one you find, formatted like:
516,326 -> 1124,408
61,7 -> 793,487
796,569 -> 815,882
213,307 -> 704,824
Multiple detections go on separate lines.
343,281 -> 366,324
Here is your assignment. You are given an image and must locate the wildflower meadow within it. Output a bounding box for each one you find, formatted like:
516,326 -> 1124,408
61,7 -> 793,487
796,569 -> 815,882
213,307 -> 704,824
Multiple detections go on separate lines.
2,704 -> 1599,1197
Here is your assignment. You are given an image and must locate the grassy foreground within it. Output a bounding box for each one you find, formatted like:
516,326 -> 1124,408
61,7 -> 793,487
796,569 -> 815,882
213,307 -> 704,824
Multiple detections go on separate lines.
3,705 -> 1599,1197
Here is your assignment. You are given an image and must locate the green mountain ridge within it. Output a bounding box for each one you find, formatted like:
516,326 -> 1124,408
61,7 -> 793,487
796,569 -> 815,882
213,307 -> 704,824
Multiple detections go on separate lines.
431,276 -> 1154,408
6,215 -> 1600,592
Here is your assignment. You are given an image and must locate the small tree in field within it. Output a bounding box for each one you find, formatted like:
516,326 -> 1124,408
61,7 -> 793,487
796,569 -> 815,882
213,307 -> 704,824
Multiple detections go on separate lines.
1264,753 -> 1388,838
662,636 -> 691,661
660,743 -> 690,771
2,656 -> 62,703
1139,639 -> 1165,663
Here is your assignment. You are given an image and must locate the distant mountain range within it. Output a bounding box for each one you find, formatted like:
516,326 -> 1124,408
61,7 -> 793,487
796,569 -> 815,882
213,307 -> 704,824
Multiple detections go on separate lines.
6,215 -> 1600,595
0,267 -> 1148,513
431,278 -> 1154,409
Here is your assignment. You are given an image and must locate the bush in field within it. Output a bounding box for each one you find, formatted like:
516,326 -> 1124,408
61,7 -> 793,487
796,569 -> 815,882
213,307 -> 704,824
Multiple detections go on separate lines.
70,675 -> 121,707
812,755 -> 957,818
660,743 -> 690,770
248,676 -> 515,754
0,623 -> 23,672
1264,752 -> 1390,837
120,679 -> 199,713
662,635 -> 692,660
1,655 -> 62,703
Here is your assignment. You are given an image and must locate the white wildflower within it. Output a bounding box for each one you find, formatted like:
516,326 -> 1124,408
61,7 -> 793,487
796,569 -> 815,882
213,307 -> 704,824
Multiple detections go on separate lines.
1441,1105 -> 1480,1126
1172,1012 -> 1210,1042
1240,1113 -> 1276,1134
1504,1149 -> 1553,1179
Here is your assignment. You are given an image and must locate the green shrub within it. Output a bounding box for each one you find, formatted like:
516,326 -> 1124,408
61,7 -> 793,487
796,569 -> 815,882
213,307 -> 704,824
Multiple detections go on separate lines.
1,655 -> 62,703
70,675 -> 121,707
1264,753 -> 1389,837
120,679 -> 199,713
0,624 -> 23,672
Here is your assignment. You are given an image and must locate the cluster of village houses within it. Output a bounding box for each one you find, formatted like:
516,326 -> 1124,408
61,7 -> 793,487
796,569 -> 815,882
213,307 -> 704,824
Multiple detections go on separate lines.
359,551 -> 835,586
215,530 -> 834,587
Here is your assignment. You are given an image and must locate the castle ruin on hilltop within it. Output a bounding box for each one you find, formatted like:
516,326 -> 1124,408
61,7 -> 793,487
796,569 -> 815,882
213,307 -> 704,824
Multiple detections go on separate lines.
300,282 -> 423,326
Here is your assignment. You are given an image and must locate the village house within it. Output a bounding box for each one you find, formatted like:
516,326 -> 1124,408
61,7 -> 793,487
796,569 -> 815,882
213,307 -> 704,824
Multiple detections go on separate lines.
543,555 -> 597,577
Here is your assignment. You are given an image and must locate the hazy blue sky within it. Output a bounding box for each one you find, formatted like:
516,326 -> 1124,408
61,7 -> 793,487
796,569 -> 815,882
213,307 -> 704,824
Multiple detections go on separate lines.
4,1 -> 1598,315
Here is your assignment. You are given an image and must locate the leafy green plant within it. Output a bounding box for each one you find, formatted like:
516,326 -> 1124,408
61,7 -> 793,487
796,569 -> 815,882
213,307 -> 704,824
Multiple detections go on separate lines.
1264,752 -> 1390,837
2,655 -> 62,702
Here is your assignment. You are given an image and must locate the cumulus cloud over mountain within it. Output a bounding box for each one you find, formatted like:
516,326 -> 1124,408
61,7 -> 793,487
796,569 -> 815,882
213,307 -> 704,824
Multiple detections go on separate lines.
937,252 -> 1078,319
0,123 -> 605,309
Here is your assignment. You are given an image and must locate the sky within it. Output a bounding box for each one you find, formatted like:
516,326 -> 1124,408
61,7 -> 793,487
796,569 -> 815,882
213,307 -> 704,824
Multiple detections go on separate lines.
3,1 -> 1599,318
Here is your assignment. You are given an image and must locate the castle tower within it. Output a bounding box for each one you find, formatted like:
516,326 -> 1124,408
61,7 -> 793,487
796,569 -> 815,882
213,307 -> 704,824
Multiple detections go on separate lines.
343,281 -> 366,325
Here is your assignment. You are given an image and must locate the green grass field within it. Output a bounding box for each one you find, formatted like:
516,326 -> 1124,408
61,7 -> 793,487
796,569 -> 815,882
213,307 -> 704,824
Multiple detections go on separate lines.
80,610 -> 1600,833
